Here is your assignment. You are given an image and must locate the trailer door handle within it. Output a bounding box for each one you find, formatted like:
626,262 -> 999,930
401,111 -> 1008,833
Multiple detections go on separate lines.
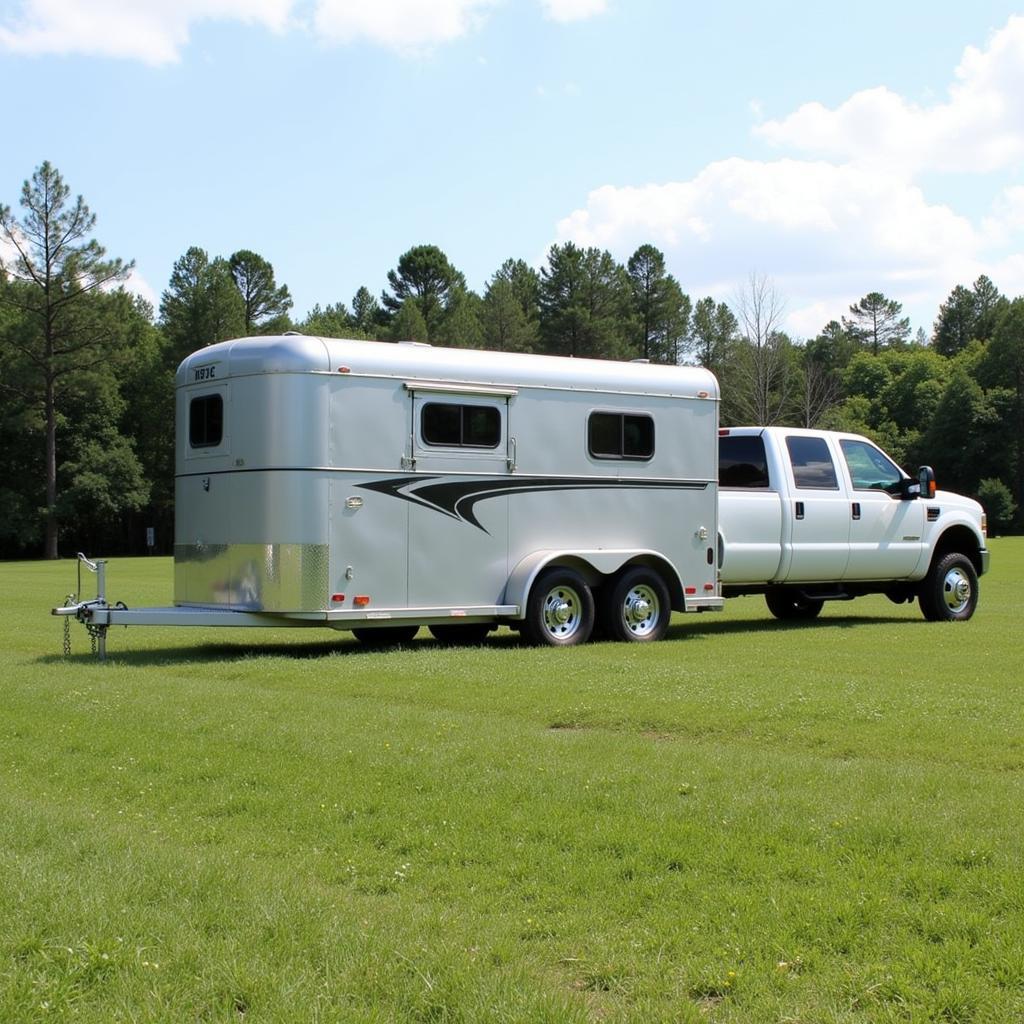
794,501 -> 805,520
851,502 -> 861,520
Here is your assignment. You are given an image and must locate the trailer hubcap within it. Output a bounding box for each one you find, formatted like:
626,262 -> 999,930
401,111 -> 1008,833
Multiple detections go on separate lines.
543,586 -> 582,639
942,568 -> 972,613
623,585 -> 659,636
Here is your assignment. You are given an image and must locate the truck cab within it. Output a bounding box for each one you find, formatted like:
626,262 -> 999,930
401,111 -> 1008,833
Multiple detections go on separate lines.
718,427 -> 989,621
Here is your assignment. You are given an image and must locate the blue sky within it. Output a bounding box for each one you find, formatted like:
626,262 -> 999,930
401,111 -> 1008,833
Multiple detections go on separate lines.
2,0 -> 1022,341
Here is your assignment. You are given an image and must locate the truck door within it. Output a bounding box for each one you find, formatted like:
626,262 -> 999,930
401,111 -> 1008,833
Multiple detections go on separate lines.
782,434 -> 850,581
838,437 -> 926,580
405,387 -> 514,609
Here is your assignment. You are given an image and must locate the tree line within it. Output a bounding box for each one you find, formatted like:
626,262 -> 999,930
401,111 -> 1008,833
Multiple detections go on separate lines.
1,162 -> 1021,559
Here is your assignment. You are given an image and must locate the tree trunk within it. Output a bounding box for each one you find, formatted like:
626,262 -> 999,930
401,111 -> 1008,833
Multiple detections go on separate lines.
44,375 -> 59,559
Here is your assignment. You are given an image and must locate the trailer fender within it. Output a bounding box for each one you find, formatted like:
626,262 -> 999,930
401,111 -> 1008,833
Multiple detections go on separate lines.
504,549 -> 685,618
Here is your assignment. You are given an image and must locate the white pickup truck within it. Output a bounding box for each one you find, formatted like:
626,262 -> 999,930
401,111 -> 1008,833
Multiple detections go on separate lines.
718,427 -> 989,622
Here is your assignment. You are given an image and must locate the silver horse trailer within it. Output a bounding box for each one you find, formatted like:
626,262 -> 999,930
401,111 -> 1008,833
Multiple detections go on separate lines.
56,334 -> 722,654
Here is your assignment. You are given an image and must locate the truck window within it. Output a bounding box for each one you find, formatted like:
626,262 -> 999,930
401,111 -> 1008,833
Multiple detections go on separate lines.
840,438 -> 904,493
422,403 -> 500,448
719,435 -> 770,487
785,435 -> 839,490
588,412 -> 654,460
189,394 -> 223,448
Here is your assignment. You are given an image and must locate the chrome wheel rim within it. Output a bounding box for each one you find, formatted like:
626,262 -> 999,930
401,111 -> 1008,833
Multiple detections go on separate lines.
542,584 -> 583,640
622,584 -> 660,637
942,567 -> 972,614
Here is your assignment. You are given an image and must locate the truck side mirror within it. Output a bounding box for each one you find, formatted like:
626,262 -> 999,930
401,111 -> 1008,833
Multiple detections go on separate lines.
918,465 -> 936,500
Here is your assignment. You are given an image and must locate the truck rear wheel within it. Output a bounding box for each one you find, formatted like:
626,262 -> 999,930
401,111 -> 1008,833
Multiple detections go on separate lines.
919,552 -> 978,622
352,625 -> 419,647
601,568 -> 670,642
521,568 -> 594,647
765,589 -> 824,621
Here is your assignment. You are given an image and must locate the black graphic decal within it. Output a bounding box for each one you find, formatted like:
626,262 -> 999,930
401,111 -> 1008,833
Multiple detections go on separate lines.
358,476 -> 708,533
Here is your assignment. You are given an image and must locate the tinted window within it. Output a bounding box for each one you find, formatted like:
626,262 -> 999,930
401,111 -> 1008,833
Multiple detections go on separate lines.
786,435 -> 839,490
840,439 -> 904,493
588,412 -> 654,460
422,403 -> 500,448
719,434 -> 770,488
189,394 -> 223,449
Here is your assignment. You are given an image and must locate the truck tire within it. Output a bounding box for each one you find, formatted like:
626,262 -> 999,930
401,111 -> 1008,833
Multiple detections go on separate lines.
765,589 -> 824,621
600,568 -> 671,642
521,567 -> 594,647
918,552 -> 978,622
428,623 -> 492,645
352,625 -> 419,647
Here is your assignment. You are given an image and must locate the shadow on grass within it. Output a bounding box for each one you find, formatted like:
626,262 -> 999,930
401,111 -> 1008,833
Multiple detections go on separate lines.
42,607 -> 928,667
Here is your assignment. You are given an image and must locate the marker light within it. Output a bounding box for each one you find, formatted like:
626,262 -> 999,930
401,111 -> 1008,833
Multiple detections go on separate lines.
353,595 -> 371,607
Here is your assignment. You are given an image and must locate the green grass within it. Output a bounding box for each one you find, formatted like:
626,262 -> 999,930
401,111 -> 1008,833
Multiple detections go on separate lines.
2,541 -> 1023,1022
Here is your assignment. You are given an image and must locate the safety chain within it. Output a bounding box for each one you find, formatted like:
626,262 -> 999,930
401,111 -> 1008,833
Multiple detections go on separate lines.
62,594 -> 75,657
86,622 -> 106,656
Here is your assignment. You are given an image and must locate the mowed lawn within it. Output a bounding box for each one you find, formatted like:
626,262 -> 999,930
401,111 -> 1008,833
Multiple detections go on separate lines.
2,541 -> 1023,1023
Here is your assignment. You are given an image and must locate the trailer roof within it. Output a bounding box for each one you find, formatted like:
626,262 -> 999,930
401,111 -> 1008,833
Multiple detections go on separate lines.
177,334 -> 720,401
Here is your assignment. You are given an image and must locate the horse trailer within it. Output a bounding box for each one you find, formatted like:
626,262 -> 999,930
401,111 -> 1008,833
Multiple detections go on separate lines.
56,334 -> 722,654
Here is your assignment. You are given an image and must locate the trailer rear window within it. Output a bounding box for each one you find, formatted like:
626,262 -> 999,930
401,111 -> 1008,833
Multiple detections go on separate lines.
786,435 -> 839,490
719,435 -> 770,487
422,403 -> 500,448
588,412 -> 654,461
189,394 -> 223,449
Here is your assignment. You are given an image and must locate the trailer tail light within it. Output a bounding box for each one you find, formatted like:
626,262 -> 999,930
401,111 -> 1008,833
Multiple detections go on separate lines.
353,595 -> 371,606
685,586 -> 697,595
718,428 -> 730,436
703,583 -> 715,591
331,593 -> 345,603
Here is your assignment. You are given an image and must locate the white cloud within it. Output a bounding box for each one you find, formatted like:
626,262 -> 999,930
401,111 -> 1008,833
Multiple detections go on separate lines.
312,0 -> 501,53
555,158 -> 986,334
539,0 -> 607,23
123,268 -> 159,310
0,0 -> 292,64
754,15 -> 1024,175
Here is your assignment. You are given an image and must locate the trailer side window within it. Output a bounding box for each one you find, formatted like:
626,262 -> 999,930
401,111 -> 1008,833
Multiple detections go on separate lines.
422,403 -> 500,448
189,394 -> 223,449
719,435 -> 770,488
786,435 -> 839,490
588,412 -> 654,460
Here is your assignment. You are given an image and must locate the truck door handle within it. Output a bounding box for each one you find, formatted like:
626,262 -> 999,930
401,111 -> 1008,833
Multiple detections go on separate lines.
794,501 -> 805,520
851,502 -> 861,520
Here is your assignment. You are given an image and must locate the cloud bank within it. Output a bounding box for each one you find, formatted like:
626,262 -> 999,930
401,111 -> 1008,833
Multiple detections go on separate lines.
554,16 -> 1024,336
0,0 -> 609,62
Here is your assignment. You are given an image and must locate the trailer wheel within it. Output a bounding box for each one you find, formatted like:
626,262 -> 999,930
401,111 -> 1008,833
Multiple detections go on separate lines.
521,568 -> 594,646
918,552 -> 978,622
351,625 -> 419,647
428,623 -> 492,645
601,568 -> 671,642
765,589 -> 824,620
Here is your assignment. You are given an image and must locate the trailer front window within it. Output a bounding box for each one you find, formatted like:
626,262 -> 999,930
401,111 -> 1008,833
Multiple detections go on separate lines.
189,394 -> 223,448
588,413 -> 654,461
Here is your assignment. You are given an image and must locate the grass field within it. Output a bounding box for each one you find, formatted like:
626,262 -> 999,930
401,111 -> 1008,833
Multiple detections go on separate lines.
2,541 -> 1023,1023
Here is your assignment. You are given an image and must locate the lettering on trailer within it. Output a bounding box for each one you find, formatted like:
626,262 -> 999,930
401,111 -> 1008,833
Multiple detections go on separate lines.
357,475 -> 709,534
193,364 -> 217,382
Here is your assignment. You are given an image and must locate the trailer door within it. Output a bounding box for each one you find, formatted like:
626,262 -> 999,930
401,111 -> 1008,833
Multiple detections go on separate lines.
405,384 -> 515,609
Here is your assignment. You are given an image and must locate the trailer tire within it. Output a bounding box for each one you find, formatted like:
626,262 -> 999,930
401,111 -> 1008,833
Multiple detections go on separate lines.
521,568 -> 594,647
428,623 -> 492,645
765,589 -> 824,621
600,568 -> 670,642
918,552 -> 978,622
352,625 -> 419,647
